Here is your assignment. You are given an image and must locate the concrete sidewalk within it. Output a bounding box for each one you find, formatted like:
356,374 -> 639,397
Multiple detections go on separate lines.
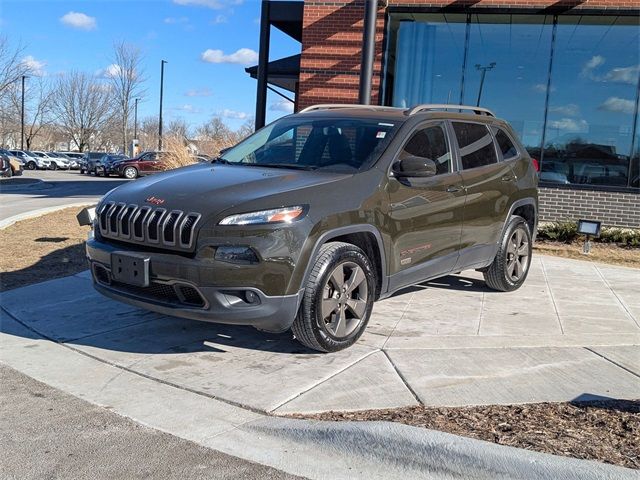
1,254 -> 638,479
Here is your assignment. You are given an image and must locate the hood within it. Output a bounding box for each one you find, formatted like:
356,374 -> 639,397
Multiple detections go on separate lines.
103,163 -> 350,219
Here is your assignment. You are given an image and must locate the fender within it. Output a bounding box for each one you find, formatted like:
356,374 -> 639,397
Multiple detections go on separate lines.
500,197 -> 538,240
299,224 -> 389,300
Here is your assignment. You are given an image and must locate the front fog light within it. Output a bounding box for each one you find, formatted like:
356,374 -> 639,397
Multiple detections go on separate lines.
214,246 -> 259,265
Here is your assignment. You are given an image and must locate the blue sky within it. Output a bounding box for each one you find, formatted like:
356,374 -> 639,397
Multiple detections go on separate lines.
0,0 -> 300,130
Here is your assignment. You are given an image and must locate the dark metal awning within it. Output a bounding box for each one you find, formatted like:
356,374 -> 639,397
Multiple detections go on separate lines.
245,54 -> 300,93
270,0 -> 303,41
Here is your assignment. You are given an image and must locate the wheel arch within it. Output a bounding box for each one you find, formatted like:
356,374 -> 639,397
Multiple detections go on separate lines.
301,225 -> 388,301
502,198 -> 537,241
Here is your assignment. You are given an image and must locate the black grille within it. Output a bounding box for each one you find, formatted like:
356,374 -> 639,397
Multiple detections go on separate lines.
98,202 -> 201,250
94,264 -> 110,284
178,285 -> 206,307
111,280 -> 180,303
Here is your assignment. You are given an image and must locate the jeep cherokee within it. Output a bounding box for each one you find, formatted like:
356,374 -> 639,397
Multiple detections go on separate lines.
84,104 -> 538,352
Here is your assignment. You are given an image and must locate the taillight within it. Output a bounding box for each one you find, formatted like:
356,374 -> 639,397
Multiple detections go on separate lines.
531,157 -> 540,172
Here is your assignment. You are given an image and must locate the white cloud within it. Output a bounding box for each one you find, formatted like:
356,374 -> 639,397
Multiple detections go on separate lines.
185,87 -> 213,97
21,55 -> 46,76
97,63 -> 122,78
173,0 -> 242,9
211,14 -> 228,24
201,48 -> 257,65
532,83 -> 555,94
60,11 -> 96,30
598,97 -> 636,115
548,118 -> 588,133
269,100 -> 294,113
549,104 -> 580,116
220,109 -> 249,119
174,104 -> 202,114
584,55 -> 605,71
164,16 -> 189,24
603,65 -> 640,85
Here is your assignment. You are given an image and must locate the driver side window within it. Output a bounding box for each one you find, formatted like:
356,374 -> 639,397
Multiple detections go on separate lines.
401,125 -> 451,175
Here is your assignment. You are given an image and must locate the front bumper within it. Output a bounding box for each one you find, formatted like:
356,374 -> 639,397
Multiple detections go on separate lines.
86,237 -> 302,332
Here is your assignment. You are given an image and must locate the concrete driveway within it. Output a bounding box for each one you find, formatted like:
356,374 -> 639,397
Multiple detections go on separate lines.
2,254 -> 638,479
1,255 -> 638,414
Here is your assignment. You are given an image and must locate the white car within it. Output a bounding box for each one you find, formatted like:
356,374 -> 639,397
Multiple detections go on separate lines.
10,150 -> 51,170
32,151 -> 71,170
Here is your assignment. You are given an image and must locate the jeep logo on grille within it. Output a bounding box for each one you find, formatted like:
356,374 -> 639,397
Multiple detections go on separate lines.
145,196 -> 165,205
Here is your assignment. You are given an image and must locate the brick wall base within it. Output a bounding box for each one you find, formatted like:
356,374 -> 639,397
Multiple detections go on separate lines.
539,187 -> 640,228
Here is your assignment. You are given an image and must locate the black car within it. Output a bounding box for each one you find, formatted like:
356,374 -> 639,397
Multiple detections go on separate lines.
95,154 -> 129,177
85,152 -> 108,174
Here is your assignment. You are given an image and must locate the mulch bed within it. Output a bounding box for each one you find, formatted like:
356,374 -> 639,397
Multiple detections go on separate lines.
289,400 -> 640,469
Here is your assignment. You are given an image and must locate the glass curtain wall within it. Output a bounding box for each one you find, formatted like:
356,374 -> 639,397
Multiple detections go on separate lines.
384,12 -> 640,189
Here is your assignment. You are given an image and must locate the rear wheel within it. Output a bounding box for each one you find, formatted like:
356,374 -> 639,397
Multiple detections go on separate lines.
26,161 -> 36,170
50,162 -> 57,171
292,242 -> 375,352
483,215 -> 532,292
123,166 -> 138,179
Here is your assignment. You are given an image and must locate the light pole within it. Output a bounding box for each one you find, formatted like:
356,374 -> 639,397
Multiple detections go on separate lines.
158,60 -> 167,151
20,75 -> 27,150
134,98 -> 139,139
475,62 -> 496,107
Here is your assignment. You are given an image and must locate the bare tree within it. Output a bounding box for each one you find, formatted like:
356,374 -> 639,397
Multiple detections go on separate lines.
0,36 -> 31,100
51,72 -> 113,152
195,116 -> 251,156
139,116 -> 159,152
108,41 -> 145,154
8,77 -> 55,149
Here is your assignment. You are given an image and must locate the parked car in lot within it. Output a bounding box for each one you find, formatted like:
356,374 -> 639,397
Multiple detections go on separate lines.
84,103 -> 538,352
46,152 -> 73,170
85,152 -> 108,174
58,151 -> 86,170
0,149 -> 23,177
11,150 -> 50,170
111,151 -> 171,179
95,154 -> 129,177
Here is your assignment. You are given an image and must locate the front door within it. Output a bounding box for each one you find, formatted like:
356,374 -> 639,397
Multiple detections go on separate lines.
138,152 -> 158,173
385,122 -> 466,291
450,121 -> 519,269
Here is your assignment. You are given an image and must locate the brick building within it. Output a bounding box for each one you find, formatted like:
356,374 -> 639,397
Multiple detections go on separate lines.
249,0 -> 640,227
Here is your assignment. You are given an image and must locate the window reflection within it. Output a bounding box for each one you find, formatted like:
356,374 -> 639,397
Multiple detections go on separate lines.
542,16 -> 639,187
385,12 -> 640,189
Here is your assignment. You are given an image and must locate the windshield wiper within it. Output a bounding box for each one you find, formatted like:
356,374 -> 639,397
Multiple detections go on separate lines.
239,163 -> 317,171
211,156 -> 231,164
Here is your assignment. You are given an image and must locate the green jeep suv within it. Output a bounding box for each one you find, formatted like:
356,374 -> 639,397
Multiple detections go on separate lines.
84,104 -> 538,352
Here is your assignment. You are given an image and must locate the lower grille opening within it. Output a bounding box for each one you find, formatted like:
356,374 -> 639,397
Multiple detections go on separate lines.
177,285 -> 206,307
94,264 -> 110,284
111,280 -> 181,304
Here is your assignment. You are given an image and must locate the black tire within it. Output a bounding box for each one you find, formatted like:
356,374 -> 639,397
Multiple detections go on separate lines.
123,166 -> 138,179
97,166 -> 105,177
50,162 -> 57,171
292,242 -> 375,352
26,161 -> 36,170
483,215 -> 532,292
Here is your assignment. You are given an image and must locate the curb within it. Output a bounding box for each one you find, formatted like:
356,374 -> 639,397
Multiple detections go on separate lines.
0,202 -> 96,230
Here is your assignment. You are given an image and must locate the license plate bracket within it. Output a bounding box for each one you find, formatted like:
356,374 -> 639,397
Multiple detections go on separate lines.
111,252 -> 150,287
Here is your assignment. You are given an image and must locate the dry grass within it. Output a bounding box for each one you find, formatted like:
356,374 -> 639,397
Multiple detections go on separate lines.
161,135 -> 199,171
534,240 -> 640,268
0,207 -> 90,292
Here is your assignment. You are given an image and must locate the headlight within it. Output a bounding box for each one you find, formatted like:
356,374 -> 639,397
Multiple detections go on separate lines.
219,206 -> 306,226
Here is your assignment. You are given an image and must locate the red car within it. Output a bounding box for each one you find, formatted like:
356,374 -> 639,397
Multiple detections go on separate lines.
112,151 -> 170,179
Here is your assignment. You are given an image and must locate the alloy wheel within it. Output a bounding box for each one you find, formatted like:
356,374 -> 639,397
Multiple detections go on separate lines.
506,226 -> 530,282
321,261 -> 368,338
124,167 -> 137,179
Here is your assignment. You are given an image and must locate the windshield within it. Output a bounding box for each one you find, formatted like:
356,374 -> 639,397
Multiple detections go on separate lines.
220,117 -> 398,172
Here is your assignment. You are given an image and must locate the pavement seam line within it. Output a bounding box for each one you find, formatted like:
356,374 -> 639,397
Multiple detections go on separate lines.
540,258 -> 564,335
380,291 -> 415,350
592,265 -> 640,329
583,346 -> 640,380
381,349 -> 423,406
269,348 -> 379,412
0,305 -> 267,416
476,291 -> 485,336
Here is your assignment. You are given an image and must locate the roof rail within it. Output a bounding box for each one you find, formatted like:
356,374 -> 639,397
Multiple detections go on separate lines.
405,104 -> 495,117
299,104 -> 401,113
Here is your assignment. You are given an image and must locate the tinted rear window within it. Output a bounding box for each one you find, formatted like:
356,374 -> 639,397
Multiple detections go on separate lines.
492,127 -> 518,160
452,122 -> 497,170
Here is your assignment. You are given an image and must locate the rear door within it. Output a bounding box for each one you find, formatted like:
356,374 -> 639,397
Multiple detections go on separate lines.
450,121 -> 518,269
386,122 -> 466,290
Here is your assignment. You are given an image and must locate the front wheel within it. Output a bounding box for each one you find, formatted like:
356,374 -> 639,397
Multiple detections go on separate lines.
26,161 -> 36,170
292,242 -> 375,352
483,215 -> 532,292
50,162 -> 57,171
123,166 -> 138,179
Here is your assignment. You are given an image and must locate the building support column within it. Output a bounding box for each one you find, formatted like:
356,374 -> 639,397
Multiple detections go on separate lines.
358,0 -> 377,105
255,0 -> 271,130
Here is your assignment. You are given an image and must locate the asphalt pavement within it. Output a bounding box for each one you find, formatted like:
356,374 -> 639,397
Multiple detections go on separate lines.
0,170 -> 126,222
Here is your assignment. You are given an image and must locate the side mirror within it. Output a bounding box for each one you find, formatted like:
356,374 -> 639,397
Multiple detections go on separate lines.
392,156 -> 437,178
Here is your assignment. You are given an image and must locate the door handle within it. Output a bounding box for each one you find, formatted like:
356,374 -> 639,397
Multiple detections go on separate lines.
446,185 -> 463,193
